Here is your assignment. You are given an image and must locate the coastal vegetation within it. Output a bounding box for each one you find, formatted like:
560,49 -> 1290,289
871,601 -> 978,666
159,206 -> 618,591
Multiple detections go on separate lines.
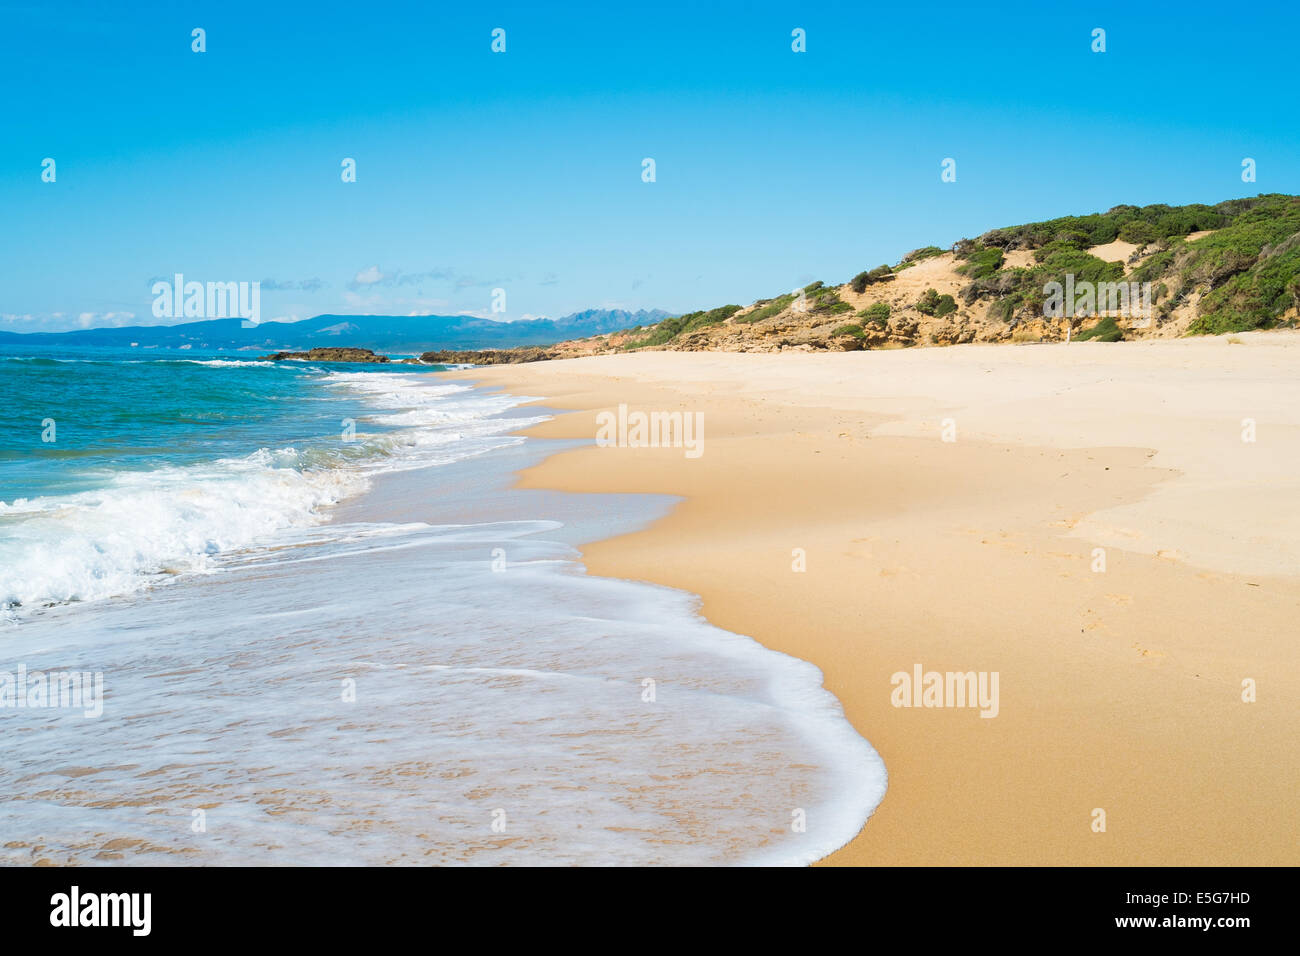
808,285 -> 854,315
955,193 -> 1300,332
1073,316 -> 1124,342
626,304 -> 742,347
736,293 -> 797,324
831,323 -> 867,339
850,265 -> 894,292
858,302 -> 891,326
915,288 -> 958,318
554,194 -> 1300,355
896,246 -> 945,269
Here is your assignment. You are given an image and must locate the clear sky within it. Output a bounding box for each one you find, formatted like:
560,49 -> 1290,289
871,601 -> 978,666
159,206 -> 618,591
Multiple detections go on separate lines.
2,0 -> 1297,332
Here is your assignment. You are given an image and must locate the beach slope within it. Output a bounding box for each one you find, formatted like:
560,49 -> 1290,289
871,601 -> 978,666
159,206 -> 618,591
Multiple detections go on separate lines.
448,333 -> 1300,865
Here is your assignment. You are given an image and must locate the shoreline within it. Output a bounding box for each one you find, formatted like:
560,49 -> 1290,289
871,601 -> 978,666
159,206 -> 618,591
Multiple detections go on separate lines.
447,335 -> 1300,865
3,372 -> 880,866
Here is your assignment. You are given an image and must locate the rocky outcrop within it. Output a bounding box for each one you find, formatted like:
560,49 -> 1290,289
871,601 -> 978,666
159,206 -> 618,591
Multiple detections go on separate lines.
253,345 -> 562,366
259,347 -> 390,363
416,347 -> 557,365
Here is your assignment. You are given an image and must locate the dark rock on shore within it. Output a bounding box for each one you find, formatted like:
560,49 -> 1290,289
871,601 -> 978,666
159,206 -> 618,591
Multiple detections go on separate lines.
417,347 -> 556,365
259,347 -> 390,363
257,345 -> 558,366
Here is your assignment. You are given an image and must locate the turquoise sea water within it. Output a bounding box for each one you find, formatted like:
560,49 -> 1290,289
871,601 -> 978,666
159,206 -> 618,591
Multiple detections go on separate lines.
0,343 -> 887,865
0,344 -> 455,611
0,345 -> 428,500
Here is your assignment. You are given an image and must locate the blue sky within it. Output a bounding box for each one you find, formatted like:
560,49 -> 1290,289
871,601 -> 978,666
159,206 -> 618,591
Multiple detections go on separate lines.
2,0 -> 1297,332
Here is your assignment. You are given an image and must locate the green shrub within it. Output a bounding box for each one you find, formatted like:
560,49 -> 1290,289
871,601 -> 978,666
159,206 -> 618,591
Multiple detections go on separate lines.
738,293 -> 796,324
902,246 -> 945,264
991,297 -> 1020,323
1191,235 -> 1300,333
831,323 -> 866,338
916,288 -> 958,317
1119,219 -> 1160,246
1033,248 -> 1126,285
956,246 -> 1005,279
1152,205 -> 1224,238
850,265 -> 894,293
635,304 -> 741,346
1033,239 -> 1097,265
1131,244 -> 1179,284
858,302 -> 891,326
977,201 -> 1237,252
1075,316 -> 1124,342
808,286 -> 851,314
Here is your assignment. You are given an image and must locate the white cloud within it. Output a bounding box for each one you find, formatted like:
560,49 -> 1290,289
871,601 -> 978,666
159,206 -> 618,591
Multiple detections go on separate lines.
353,265 -> 388,285
74,311 -> 137,328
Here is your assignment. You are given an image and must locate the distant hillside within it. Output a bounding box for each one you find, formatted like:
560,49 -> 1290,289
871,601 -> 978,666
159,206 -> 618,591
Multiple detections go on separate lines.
0,309 -> 671,352
554,193 -> 1300,355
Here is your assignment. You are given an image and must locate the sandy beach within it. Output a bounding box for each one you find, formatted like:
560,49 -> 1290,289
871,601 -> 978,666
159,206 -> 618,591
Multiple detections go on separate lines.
448,333 -> 1300,866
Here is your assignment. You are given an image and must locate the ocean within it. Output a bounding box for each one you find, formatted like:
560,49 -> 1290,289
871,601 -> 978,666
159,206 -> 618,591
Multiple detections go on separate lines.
0,344 -> 886,865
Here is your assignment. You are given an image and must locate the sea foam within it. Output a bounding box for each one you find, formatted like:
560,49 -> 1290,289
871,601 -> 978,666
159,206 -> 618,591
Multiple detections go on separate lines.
0,373 -> 543,614
0,364 -> 888,865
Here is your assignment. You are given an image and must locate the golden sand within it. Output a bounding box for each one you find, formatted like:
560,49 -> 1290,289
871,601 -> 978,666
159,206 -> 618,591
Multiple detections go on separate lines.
448,334 -> 1300,865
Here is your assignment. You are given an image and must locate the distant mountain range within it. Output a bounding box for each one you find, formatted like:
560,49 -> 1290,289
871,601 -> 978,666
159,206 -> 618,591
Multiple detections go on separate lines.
0,309 -> 672,352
